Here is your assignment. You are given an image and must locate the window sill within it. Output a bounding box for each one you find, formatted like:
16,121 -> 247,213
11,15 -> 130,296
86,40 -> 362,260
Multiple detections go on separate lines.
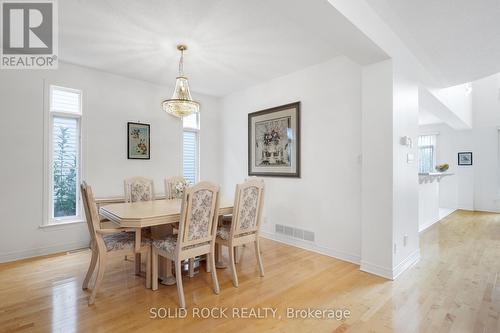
39,219 -> 85,230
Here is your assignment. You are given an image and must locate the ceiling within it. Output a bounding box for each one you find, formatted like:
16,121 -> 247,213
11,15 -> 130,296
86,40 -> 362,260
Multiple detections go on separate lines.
419,108 -> 443,126
366,0 -> 500,87
59,0 -> 388,96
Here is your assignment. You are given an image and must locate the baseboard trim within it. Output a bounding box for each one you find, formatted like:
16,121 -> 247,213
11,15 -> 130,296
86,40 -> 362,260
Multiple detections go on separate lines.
392,248 -> 420,280
0,241 -> 89,264
360,248 -> 420,280
260,230 -> 361,265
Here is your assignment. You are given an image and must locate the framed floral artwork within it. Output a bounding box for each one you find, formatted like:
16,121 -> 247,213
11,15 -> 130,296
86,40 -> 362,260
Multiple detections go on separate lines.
458,152 -> 472,166
248,102 -> 300,177
127,122 -> 150,159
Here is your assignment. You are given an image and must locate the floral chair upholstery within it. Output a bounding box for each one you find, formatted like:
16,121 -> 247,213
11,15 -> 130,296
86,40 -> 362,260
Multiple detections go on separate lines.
165,176 -> 190,200
124,177 -> 155,203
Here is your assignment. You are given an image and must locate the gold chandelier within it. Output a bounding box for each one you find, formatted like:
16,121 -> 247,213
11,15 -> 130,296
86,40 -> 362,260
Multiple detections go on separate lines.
162,45 -> 200,118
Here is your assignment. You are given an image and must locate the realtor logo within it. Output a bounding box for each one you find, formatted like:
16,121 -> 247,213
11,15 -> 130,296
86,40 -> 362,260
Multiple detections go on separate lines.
1,0 -> 58,69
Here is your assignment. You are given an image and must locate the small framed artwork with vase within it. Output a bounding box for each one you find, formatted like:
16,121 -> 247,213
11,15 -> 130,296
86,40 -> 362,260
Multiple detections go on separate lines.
458,152 -> 472,166
248,102 -> 300,177
127,122 -> 150,159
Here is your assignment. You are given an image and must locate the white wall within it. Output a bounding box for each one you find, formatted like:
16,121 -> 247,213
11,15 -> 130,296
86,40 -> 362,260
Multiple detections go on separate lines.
471,73 -> 500,212
419,123 -> 474,211
360,60 -> 394,275
220,56 -> 363,263
0,62 -> 221,262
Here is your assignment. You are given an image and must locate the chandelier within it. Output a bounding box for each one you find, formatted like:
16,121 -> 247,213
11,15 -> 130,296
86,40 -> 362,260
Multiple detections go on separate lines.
162,45 -> 200,118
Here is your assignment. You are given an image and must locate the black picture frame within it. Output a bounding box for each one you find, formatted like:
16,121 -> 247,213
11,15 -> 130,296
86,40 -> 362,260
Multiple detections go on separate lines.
457,152 -> 473,166
127,122 -> 150,160
248,102 -> 301,178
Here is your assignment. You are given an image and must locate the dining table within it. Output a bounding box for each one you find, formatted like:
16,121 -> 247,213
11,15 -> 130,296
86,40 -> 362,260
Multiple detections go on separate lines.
99,198 -> 233,285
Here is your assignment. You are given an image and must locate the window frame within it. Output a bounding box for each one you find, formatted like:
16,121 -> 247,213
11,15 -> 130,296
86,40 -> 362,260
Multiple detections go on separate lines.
43,84 -> 84,226
182,113 -> 200,184
418,134 -> 438,174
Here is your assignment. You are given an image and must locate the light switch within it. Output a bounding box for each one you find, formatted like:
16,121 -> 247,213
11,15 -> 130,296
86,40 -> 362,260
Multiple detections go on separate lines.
407,153 -> 414,163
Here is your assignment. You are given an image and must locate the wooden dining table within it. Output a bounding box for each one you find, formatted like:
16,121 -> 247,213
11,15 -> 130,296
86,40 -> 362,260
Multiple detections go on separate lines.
99,198 -> 233,284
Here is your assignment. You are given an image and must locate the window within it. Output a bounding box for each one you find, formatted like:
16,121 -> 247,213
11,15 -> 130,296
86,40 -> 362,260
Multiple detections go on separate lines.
182,113 -> 199,184
418,135 -> 437,173
46,86 -> 82,224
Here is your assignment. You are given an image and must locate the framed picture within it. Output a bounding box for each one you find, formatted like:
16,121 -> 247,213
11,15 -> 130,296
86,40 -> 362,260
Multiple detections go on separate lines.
458,152 -> 472,166
248,102 -> 300,177
127,122 -> 150,159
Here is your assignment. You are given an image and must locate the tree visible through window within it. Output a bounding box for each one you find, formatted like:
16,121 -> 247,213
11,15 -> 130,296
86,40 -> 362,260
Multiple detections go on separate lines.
47,86 -> 82,223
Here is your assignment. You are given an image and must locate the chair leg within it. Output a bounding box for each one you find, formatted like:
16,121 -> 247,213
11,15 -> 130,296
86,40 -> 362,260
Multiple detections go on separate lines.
135,253 -> 141,275
83,248 -> 98,290
188,258 -> 195,278
152,248 -> 158,291
255,239 -> 264,277
228,245 -> 239,287
205,254 -> 211,273
208,251 -> 220,294
234,246 -> 240,264
145,249 -> 152,289
89,254 -> 106,305
175,260 -> 186,308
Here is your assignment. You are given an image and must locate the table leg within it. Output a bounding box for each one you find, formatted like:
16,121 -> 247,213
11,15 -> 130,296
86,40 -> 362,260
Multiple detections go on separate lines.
160,256 -> 176,286
135,228 -> 141,275
215,243 -> 227,269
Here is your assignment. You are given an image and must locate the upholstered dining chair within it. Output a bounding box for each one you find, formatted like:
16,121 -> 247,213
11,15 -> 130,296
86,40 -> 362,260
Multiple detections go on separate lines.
215,178 -> 265,287
81,182 -> 152,305
165,176 -> 190,199
123,177 -> 155,271
124,176 -> 155,203
151,181 -> 220,308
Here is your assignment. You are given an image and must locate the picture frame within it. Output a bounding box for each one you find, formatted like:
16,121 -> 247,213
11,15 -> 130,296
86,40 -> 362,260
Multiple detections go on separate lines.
248,102 -> 300,177
457,152 -> 472,166
127,122 -> 150,159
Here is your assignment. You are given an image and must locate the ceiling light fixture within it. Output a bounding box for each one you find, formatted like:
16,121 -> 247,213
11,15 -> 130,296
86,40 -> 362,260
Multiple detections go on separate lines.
162,45 -> 200,118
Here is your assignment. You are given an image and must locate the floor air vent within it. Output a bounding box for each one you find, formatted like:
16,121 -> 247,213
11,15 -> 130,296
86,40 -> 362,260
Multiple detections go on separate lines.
275,224 -> 315,242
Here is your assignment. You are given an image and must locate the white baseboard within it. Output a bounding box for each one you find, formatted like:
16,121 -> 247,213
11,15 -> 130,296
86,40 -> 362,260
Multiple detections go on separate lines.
0,241 -> 89,263
260,230 -> 361,265
360,248 -> 420,280
392,248 -> 420,279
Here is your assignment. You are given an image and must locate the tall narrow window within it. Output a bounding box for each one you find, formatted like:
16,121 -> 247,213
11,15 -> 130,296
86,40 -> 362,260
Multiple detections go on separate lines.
47,86 -> 82,224
418,134 -> 437,173
183,113 -> 199,184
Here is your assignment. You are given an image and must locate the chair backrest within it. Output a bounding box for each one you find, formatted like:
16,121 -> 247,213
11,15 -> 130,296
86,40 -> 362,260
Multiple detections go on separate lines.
164,176 -> 190,199
231,178 -> 265,236
177,181 -> 220,249
81,181 -> 101,240
124,177 -> 155,203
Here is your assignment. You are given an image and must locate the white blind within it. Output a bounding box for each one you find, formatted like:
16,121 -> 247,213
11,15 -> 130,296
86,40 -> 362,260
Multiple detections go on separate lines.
51,88 -> 81,114
183,131 -> 198,184
418,135 -> 436,173
50,86 -> 81,220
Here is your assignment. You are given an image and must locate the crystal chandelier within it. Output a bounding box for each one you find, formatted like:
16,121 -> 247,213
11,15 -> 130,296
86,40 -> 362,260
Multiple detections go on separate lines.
162,45 -> 200,118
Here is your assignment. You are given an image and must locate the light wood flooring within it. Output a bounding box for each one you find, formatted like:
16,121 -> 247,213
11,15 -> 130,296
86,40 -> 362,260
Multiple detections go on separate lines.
0,210 -> 498,332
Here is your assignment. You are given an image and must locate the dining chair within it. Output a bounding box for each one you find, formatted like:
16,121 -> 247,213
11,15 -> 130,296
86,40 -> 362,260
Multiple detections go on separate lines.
164,176 -> 197,276
124,176 -> 155,203
215,178 -> 265,287
151,181 -> 220,308
123,177 -> 155,271
165,176 -> 190,199
81,182 -> 152,305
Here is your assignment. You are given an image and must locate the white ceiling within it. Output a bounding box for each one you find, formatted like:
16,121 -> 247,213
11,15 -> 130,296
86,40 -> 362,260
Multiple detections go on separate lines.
366,0 -> 500,87
419,108 -> 443,126
59,0 -> 388,96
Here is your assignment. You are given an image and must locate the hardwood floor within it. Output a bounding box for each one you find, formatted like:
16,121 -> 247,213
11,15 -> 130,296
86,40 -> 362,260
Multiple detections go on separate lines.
0,210 -> 499,332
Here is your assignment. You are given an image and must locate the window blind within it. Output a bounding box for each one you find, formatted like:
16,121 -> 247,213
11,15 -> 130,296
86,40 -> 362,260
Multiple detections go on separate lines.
183,131 -> 198,184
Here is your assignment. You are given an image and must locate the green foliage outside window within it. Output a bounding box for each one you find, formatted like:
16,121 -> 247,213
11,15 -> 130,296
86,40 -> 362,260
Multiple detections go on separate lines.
53,127 -> 77,217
